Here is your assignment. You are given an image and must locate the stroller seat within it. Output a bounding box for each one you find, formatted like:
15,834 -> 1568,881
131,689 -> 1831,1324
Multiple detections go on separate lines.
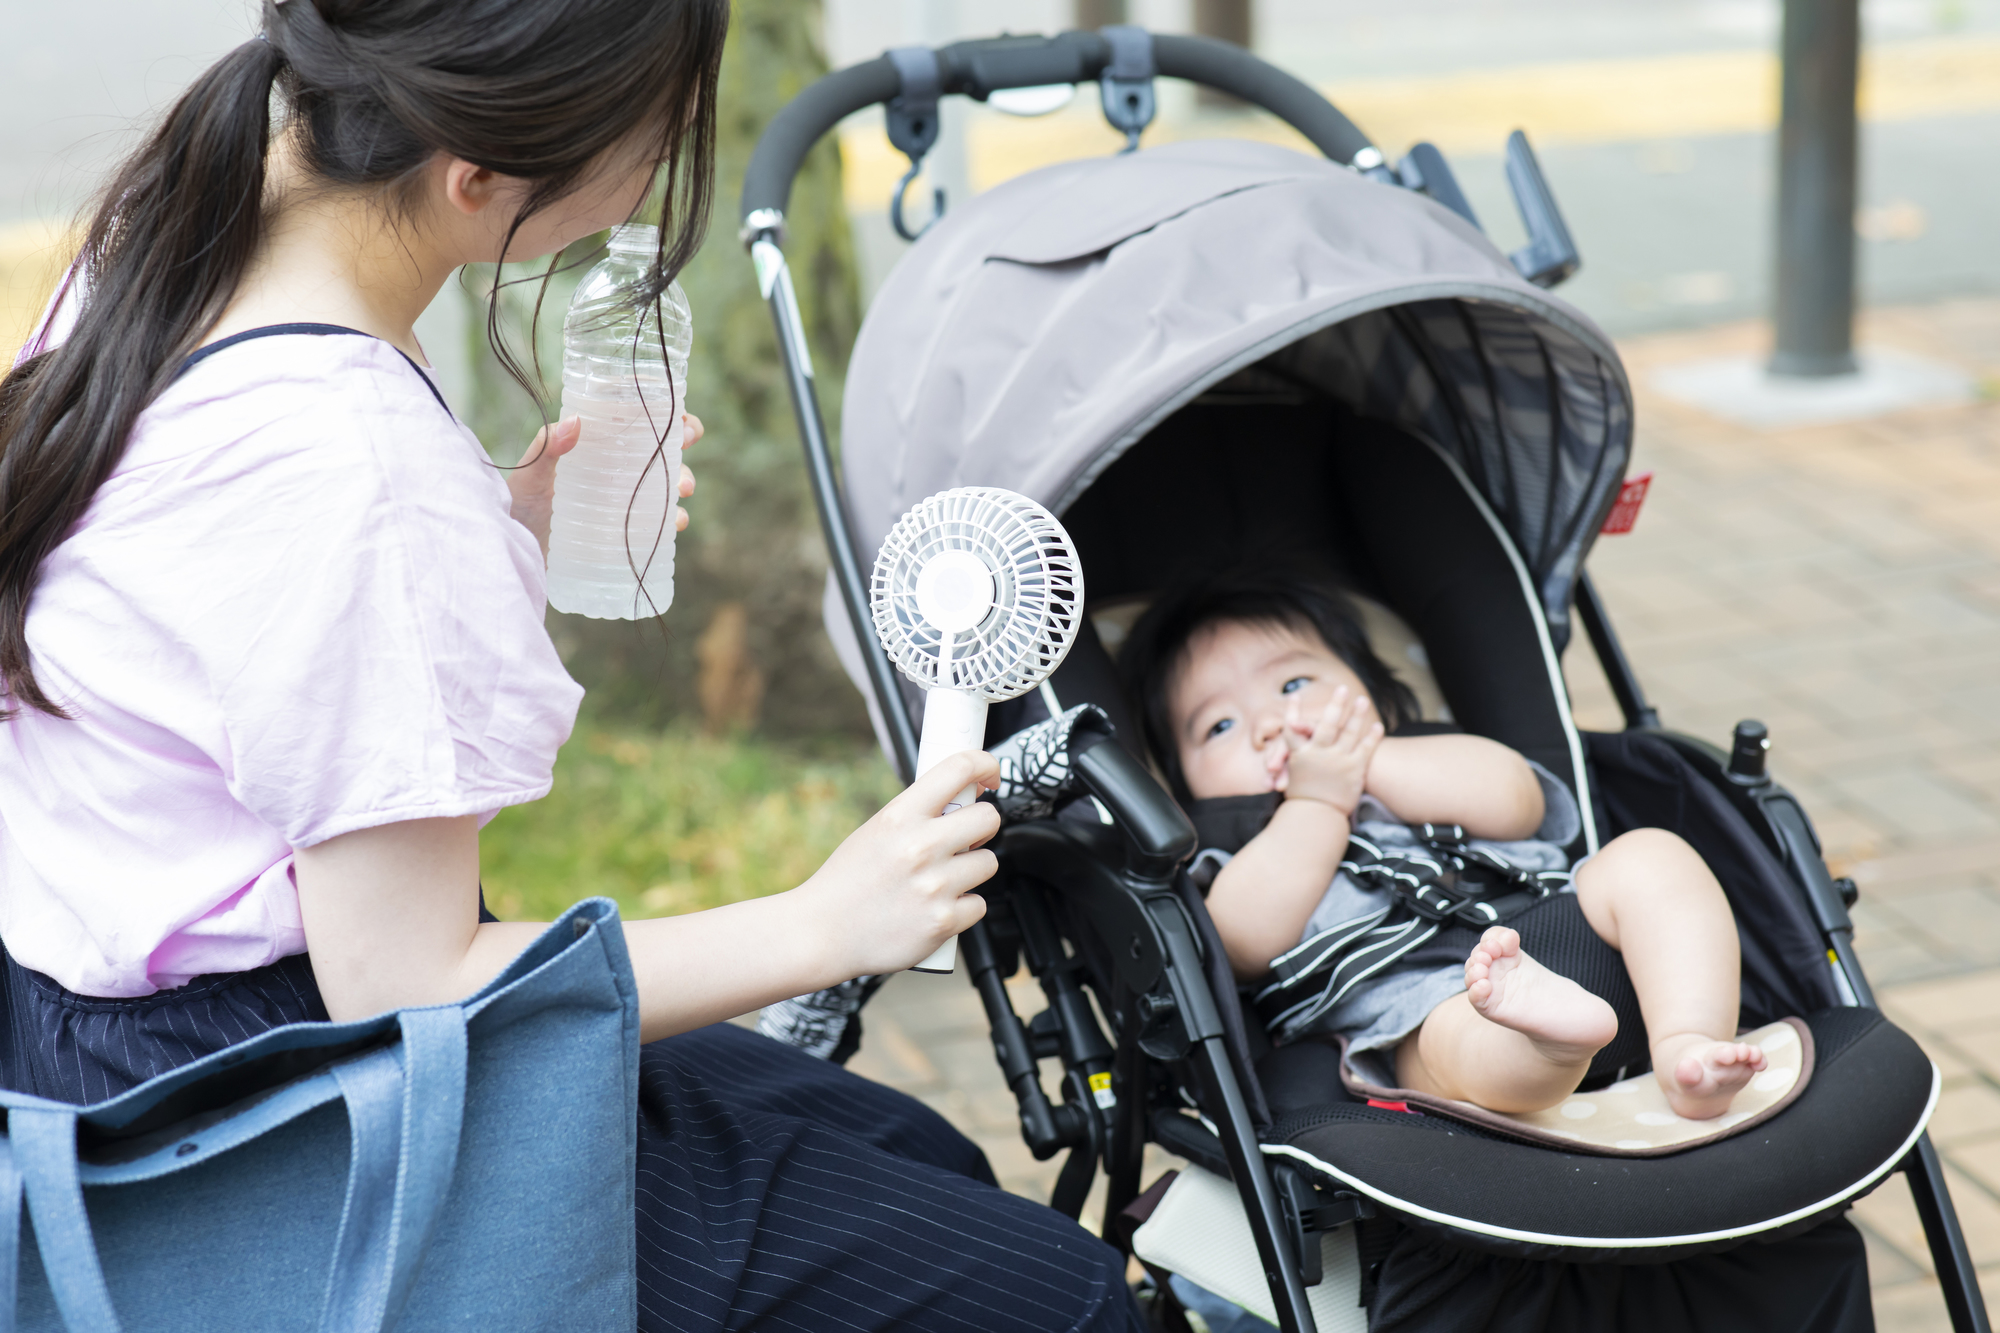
742,27 -> 1987,1332
979,403 -> 1943,1285
1259,1006 -> 1934,1261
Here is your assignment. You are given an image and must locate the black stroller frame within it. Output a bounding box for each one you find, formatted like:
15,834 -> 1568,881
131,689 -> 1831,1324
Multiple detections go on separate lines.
740,28 -> 1992,1333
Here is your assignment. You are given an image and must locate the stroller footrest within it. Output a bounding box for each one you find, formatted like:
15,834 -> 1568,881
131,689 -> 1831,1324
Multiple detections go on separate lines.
1261,1006 -> 1937,1263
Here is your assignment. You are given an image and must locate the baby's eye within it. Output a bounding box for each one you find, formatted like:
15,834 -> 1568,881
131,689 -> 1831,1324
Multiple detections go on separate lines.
1281,676 -> 1310,695
1204,718 -> 1236,741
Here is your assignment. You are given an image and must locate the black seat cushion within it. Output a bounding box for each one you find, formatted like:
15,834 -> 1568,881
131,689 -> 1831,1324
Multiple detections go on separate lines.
1262,1006 -> 1932,1262
1363,1211 -> 1874,1333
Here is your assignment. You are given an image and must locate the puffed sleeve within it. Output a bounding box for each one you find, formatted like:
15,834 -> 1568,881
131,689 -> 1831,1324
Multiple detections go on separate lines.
136,340 -> 583,847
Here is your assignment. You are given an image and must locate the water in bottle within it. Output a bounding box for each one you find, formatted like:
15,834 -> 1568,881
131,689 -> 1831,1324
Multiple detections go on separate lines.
546,223 -> 693,619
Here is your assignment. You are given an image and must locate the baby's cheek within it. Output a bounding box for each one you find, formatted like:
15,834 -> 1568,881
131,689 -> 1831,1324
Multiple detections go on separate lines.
1184,743 -> 1277,800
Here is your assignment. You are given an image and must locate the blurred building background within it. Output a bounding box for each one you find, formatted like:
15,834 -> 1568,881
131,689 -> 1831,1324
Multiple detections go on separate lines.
9,1 -> 1997,439
822,0 -> 1999,330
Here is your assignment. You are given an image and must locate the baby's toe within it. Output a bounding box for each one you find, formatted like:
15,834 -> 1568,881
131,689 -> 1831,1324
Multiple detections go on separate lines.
1480,927 -> 1519,957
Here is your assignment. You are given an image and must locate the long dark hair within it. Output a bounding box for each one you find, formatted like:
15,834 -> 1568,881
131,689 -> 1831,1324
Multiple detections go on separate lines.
0,0 -> 727,718
1119,564 -> 1422,800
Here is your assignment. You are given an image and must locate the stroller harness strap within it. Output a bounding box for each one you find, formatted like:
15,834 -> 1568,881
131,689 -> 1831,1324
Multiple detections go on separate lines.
1253,825 -> 1570,1040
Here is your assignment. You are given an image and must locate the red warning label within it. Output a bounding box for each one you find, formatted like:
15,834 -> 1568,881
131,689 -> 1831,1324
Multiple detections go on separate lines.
1600,472 -> 1653,535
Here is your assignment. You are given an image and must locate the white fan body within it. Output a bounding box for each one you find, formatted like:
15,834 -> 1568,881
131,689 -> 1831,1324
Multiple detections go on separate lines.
870,487 -> 1084,971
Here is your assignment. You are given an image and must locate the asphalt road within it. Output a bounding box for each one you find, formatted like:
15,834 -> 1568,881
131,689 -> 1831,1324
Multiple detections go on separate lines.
1447,111 -> 2000,336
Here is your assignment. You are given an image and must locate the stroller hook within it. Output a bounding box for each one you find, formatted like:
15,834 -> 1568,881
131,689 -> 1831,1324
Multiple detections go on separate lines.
1098,26 -> 1158,154
886,46 -> 946,241
890,160 -> 946,242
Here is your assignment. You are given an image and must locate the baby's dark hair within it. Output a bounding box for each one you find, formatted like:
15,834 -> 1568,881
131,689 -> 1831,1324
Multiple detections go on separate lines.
1118,565 -> 1421,800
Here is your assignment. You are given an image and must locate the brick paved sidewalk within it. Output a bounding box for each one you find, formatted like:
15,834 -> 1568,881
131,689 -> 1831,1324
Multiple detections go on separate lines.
1593,305 -> 2000,1328
846,298 -> 2000,1331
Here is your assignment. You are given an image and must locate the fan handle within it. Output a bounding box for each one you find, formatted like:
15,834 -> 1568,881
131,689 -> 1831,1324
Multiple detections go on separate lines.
910,687 -> 990,973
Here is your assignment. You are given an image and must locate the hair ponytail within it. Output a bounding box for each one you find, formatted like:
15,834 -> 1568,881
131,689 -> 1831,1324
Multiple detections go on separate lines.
0,0 -> 726,719
0,35 -> 283,718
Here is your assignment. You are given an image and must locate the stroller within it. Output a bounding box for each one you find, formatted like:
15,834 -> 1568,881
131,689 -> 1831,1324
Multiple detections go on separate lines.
739,28 -> 1991,1333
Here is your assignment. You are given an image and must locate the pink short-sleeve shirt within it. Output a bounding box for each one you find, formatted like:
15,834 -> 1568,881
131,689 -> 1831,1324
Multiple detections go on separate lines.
0,327 -> 583,996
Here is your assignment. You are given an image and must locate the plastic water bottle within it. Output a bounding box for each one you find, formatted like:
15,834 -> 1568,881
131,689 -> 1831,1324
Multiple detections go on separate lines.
546,223 -> 693,619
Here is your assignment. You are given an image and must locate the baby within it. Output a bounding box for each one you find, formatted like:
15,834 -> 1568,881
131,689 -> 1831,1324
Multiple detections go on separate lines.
1121,568 -> 1767,1119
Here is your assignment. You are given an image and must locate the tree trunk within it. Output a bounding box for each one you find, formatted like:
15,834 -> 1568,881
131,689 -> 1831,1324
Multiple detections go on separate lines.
1194,0 -> 1254,107
1074,0 -> 1127,30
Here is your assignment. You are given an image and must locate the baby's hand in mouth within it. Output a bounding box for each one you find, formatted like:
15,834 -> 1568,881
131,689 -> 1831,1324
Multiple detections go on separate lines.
1266,746 -> 1290,792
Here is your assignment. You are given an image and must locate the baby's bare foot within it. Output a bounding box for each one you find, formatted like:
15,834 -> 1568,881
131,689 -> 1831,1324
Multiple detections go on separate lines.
1464,927 -> 1617,1065
1654,1035 -> 1768,1119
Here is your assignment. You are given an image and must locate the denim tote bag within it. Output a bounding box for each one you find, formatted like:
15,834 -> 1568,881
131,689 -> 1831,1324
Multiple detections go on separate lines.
0,897 -> 640,1332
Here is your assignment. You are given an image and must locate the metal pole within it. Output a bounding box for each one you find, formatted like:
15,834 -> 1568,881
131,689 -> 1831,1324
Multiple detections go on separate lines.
1770,0 -> 1861,377
1073,0 -> 1127,29
747,225 -> 921,779
1194,0 -> 1253,107
1574,572 -> 1661,731
1907,1135 -> 1995,1333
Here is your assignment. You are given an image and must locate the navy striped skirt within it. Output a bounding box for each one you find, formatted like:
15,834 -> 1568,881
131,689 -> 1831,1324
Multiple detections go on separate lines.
0,948 -> 1141,1332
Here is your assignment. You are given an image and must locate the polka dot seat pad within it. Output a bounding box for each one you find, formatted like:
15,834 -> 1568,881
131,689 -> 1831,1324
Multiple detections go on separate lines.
1342,1018 -> 1813,1158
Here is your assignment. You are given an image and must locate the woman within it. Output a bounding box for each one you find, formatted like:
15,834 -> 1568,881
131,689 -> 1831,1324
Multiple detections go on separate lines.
0,2 -> 1140,1328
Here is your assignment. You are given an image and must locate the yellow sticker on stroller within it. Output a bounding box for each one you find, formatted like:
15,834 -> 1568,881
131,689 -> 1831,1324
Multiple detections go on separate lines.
1090,1071 -> 1115,1108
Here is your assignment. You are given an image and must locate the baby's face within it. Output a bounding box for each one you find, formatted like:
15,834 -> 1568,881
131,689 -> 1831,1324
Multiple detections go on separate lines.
1168,618 -> 1370,801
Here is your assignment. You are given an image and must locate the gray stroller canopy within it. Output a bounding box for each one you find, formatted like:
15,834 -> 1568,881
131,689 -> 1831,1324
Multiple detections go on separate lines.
837,138 -> 1634,648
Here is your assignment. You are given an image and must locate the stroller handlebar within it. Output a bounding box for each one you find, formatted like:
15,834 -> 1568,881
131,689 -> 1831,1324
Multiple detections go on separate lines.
740,30 -> 1377,229
1151,34 -> 1374,161
1070,729 -> 1198,880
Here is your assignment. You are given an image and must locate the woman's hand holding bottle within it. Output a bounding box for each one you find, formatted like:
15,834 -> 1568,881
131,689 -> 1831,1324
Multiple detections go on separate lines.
793,750 -> 1001,978
508,412 -> 702,557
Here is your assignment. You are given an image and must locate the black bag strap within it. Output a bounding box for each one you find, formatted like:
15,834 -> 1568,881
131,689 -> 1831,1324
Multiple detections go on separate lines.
177,323 -> 453,419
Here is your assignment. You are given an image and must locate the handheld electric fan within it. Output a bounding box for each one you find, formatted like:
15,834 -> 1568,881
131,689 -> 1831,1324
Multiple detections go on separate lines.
870,487 -> 1084,973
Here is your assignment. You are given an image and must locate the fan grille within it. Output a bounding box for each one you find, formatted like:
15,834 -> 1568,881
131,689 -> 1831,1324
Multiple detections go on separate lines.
870,488 -> 1083,703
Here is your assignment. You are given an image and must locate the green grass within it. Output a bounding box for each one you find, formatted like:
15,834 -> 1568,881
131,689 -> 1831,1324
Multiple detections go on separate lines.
478,722 -> 901,924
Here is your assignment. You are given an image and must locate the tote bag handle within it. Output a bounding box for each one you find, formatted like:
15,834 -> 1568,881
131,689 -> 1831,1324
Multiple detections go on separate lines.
0,1006 -> 469,1333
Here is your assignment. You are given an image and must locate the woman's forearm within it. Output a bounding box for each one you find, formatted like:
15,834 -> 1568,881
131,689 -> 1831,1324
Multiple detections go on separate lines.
619,892 -> 848,1042
296,816 -> 842,1037
315,888 -> 859,1043
431,904 -> 847,1044
1364,735 -> 1544,839
296,754 -> 1005,1039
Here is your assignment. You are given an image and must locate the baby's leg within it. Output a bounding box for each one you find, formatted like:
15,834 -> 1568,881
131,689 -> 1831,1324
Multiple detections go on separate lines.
1395,927 -> 1617,1113
1574,829 -> 1767,1119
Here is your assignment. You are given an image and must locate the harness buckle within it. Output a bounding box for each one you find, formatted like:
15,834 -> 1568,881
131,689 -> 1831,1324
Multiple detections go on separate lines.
1403,877 -> 1469,923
